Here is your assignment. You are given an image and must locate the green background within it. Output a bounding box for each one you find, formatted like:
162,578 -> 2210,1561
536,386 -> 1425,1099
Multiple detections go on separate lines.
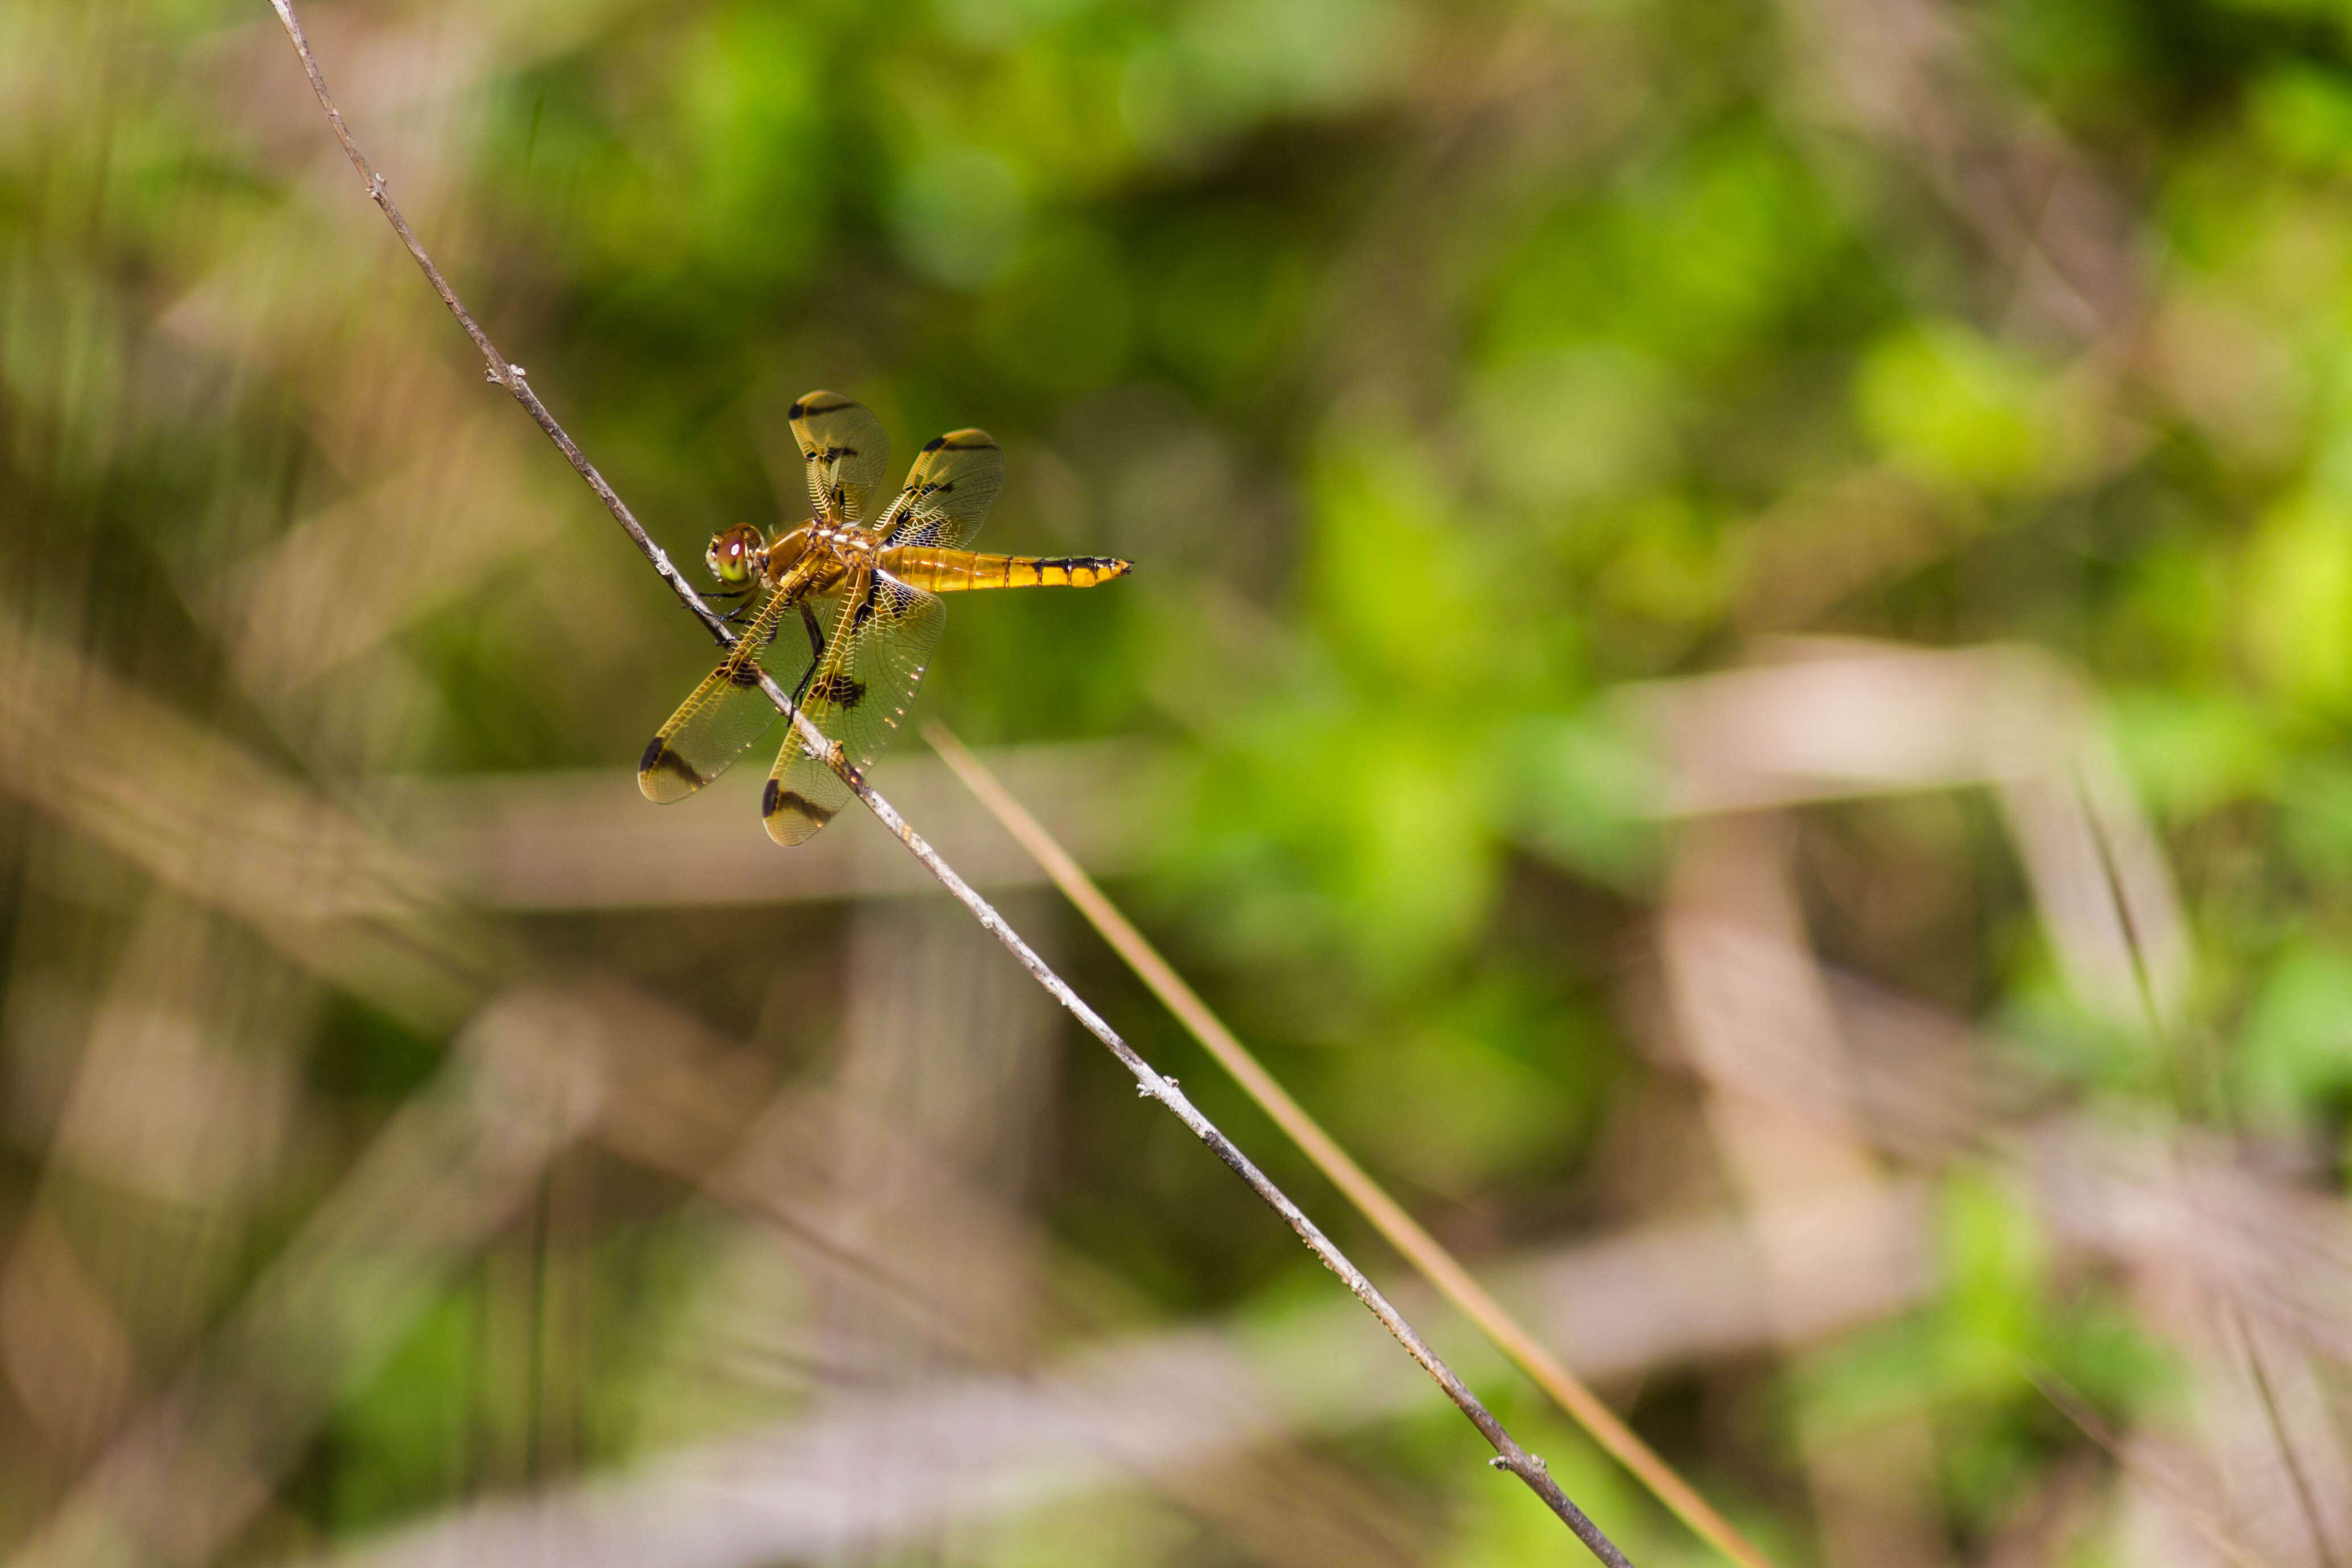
5,0 -> 2352,1563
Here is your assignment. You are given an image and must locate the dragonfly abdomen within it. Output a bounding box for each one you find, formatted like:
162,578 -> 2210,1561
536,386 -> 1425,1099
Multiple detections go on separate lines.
881,547 -> 1132,592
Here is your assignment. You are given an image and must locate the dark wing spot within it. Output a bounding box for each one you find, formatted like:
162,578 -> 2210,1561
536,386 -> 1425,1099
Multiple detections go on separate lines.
809,672 -> 867,709
639,740 -> 705,789
724,659 -> 763,689
763,778 -> 838,826
922,435 -> 948,453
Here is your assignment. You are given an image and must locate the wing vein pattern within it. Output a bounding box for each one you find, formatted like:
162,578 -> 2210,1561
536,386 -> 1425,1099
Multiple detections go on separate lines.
790,391 -> 889,527
637,588 -> 815,803
762,564 -> 946,845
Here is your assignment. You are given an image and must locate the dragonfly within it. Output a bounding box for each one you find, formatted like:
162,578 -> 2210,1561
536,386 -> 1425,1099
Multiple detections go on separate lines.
638,390 -> 1130,845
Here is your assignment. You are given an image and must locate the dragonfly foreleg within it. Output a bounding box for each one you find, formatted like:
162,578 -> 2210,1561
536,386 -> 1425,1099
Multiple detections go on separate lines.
781,605 -> 826,719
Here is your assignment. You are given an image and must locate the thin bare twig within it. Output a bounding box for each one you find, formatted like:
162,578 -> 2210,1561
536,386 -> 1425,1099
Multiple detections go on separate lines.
926,721 -> 1779,1568
262,5 -> 1636,1560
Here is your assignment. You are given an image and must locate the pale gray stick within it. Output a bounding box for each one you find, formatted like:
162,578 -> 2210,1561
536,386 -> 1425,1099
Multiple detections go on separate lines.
262,6 -> 1635,1559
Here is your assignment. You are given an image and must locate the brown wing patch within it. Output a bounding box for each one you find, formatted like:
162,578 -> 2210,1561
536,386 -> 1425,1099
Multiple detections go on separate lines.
638,738 -> 708,798
762,778 -> 839,835
807,672 -> 867,708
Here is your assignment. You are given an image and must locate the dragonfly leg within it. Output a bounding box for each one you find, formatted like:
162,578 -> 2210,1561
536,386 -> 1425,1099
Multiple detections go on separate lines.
768,599 -> 828,742
783,617 -> 824,718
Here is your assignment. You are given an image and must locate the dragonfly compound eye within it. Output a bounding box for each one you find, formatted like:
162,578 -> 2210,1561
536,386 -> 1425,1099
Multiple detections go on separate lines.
706,524 -> 763,586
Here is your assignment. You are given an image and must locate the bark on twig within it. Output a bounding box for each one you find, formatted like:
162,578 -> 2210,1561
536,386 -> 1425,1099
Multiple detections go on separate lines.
261,4 -> 1637,1560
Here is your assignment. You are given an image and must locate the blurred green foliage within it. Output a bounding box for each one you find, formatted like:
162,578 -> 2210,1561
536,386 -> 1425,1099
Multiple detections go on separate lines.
10,0 -> 2352,1560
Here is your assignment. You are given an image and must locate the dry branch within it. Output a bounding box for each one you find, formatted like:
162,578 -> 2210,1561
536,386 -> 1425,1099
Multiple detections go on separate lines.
260,3 -> 1636,1559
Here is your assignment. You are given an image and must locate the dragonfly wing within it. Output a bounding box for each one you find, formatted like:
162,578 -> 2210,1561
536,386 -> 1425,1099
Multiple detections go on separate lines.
762,567 -> 947,845
637,592 -> 824,803
789,391 -> 889,528
874,428 -> 1004,552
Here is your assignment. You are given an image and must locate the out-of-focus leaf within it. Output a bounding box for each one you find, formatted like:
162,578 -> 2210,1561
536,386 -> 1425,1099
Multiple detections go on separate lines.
1855,323 -> 2097,496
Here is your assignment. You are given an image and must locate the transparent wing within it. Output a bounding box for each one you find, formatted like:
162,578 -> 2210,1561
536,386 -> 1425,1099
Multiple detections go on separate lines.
636,591 -> 826,803
789,390 -> 890,527
873,428 -> 1005,552
761,567 -> 947,845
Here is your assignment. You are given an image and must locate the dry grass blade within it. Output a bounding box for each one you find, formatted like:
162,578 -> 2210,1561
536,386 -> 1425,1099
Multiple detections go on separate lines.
2024,1366 -> 2280,1568
924,720 -> 1780,1568
2231,1310 -> 2347,1568
8,989 -> 604,1568
261,5 -> 1637,1558
288,1190 -> 1925,1568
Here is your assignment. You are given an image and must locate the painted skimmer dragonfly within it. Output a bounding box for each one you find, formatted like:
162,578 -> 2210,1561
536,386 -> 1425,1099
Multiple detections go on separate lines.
638,391 -> 1130,844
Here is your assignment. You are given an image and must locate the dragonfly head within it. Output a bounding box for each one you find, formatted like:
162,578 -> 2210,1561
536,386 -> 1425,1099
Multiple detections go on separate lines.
705,525 -> 767,588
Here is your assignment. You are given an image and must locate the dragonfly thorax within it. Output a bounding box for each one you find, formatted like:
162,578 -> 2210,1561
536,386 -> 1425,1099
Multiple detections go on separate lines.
799,521 -> 886,581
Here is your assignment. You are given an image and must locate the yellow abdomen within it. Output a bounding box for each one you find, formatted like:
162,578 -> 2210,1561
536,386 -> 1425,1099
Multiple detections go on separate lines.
880,547 -> 1132,592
